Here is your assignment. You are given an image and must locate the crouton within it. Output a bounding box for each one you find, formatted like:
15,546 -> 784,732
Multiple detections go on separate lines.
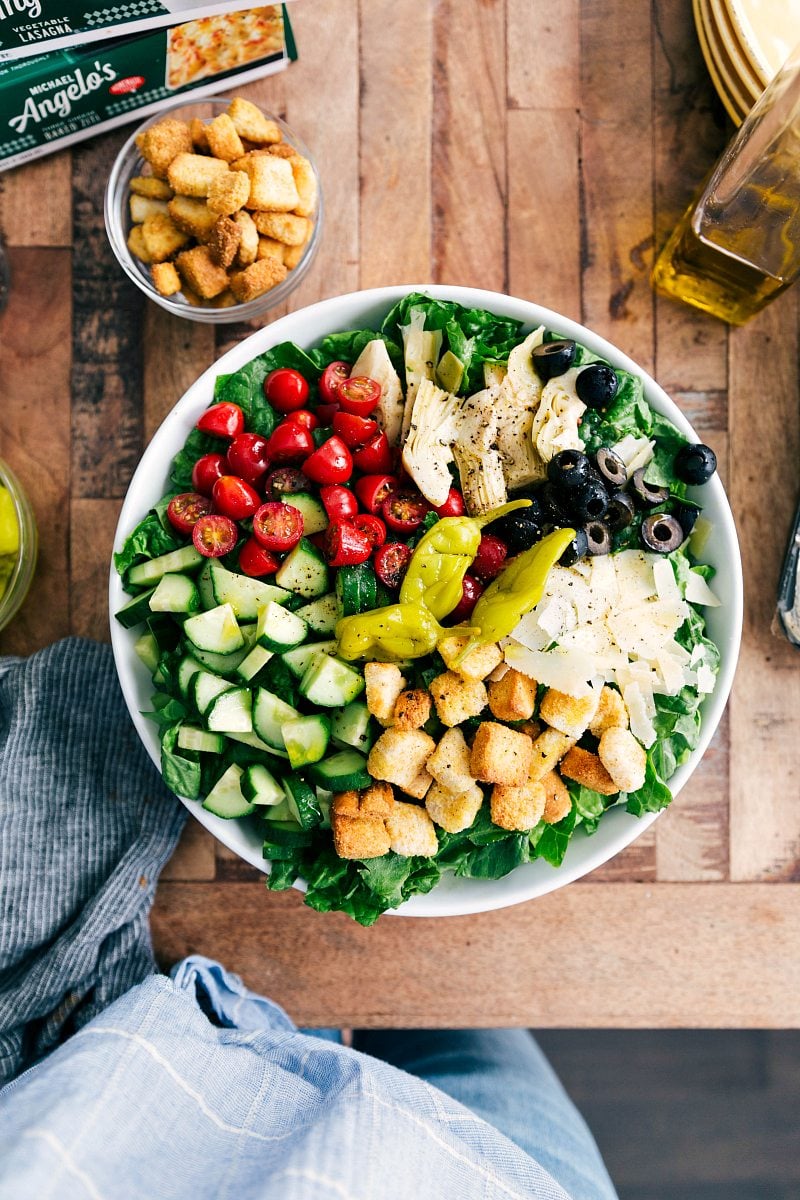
139,118 -> 193,177
289,154 -> 318,218
268,142 -> 299,159
425,779 -> 484,833
491,779 -> 545,831
367,727 -> 435,797
213,290 -> 238,309
257,236 -> 286,262
283,239 -> 310,270
438,636 -> 503,682
234,210 -> 259,265
386,800 -> 439,857
141,212 -> 190,262
589,686 -> 629,737
127,224 -> 151,263
229,258 -> 288,303
167,152 -> 229,198
175,245 -> 230,299
487,668 -> 536,722
425,728 -> 472,792
130,194 -> 169,224
541,771 -> 572,824
559,747 -> 618,796
208,216 -> 241,268
150,261 -> 181,297
228,96 -> 282,144
168,195 -> 218,241
130,176 -> 173,200
519,719 -> 542,742
189,117 -> 210,153
331,789 -> 391,860
392,689 -> 432,731
471,722 -> 533,785
207,169 -> 250,216
528,727 -> 575,782
598,727 -> 646,793
539,687 -> 600,739
364,662 -> 406,724
358,781 -> 394,817
429,671 -> 488,727
206,113 -> 245,163
238,155 -> 299,212
252,211 -> 310,245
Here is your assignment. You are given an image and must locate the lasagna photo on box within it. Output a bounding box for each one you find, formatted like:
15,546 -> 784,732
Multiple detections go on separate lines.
166,5 -> 285,88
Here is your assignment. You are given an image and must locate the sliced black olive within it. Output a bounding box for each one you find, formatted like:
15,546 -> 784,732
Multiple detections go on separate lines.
569,477 -> 609,522
559,527 -> 589,566
485,510 -> 542,552
640,513 -> 683,554
584,521 -> 612,555
595,447 -> 627,489
539,483 -> 574,528
630,467 -> 669,508
510,487 -> 545,524
674,442 -> 717,485
547,449 -> 591,492
532,339 -> 576,381
576,363 -> 619,409
674,500 -> 701,537
605,490 -> 636,531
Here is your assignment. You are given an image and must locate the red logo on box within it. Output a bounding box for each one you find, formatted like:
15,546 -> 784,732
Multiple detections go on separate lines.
110,76 -> 145,95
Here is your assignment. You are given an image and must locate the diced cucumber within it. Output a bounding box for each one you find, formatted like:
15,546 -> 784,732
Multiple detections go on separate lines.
199,559 -> 291,620
177,654 -> 205,699
264,796 -> 295,823
128,544 -> 203,587
296,593 -> 338,635
202,764 -> 255,819
227,729 -> 288,757
282,492 -> 329,536
133,630 -> 160,675
184,603 -> 244,654
153,662 -> 170,687
256,600 -> 308,653
252,688 -> 299,750
116,588 -> 156,628
206,687 -> 253,733
317,791 -> 332,829
283,713 -> 330,769
177,726 -> 226,753
306,750 -> 371,791
275,538 -> 330,598
282,772 -> 323,829
149,572 -> 200,614
241,763 -> 284,806
235,643 -> 273,683
281,639 -> 337,679
191,670 -> 234,715
147,614 -> 181,651
336,563 -> 377,616
330,701 -> 374,752
263,818 -> 311,849
191,624 -> 257,674
299,655 -> 365,708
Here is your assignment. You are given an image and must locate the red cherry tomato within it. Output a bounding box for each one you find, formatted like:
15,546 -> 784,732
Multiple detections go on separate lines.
354,473 -> 398,514
336,375 -> 381,417
264,367 -> 309,413
352,513 -> 386,549
381,490 -> 429,533
264,466 -> 310,498
319,361 -> 351,404
353,431 -> 393,474
323,520 -> 373,568
166,492 -> 213,534
196,402 -> 244,438
226,432 -> 270,484
252,501 -> 304,552
239,537 -> 279,577
265,422 -> 315,463
374,541 -> 413,590
471,533 -> 508,581
212,475 -> 261,520
320,484 -> 358,523
435,487 -> 466,517
302,435 -> 353,485
314,402 -> 339,426
308,532 -> 328,552
332,410 -> 379,449
193,514 -> 238,558
282,409 -> 319,431
449,573 -> 484,623
191,453 -> 228,496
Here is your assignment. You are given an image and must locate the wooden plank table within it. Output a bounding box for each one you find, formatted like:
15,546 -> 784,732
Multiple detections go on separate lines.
1,0 -> 799,1027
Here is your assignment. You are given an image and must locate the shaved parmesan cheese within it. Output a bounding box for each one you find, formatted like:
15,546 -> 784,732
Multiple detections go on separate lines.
623,682 -> 657,747
613,435 -> 655,475
684,570 -> 721,607
504,643 -> 593,697
657,651 -> 686,695
696,663 -> 716,693
653,557 -> 682,605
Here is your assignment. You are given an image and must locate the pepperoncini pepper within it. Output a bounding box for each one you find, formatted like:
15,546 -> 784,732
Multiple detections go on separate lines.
336,602 -> 465,662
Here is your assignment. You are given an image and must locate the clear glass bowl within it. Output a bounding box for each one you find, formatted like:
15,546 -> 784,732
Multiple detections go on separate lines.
104,96 -> 323,325
0,460 -> 38,632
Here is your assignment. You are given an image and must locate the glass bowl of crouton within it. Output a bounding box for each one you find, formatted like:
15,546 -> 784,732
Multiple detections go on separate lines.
104,95 -> 322,323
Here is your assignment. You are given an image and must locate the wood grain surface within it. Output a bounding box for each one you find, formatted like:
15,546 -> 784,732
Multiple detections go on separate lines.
1,0 -> 798,1026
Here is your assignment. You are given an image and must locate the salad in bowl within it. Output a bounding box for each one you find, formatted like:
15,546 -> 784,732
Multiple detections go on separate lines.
111,287 -> 741,924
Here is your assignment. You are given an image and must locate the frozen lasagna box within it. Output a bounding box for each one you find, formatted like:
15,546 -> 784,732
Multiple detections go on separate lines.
0,3 -> 295,171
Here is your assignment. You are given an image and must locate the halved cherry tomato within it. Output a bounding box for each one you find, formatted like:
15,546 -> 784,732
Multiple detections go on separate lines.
332,410 -> 379,449
212,475 -> 261,520
354,473 -> 397,513
252,501 -> 304,552
381,490 -> 429,533
265,422 -> 315,463
226,432 -> 270,484
320,484 -> 358,522
336,375 -> 381,417
264,466 -> 310,498
166,492 -> 213,534
435,487 -> 466,517
239,537 -> 279,577
314,402 -> 339,426
353,430 -> 392,474
449,573 -> 484,623
319,360 -> 351,404
193,514 -> 238,558
196,402 -> 244,438
303,435 -> 353,485
283,409 -> 319,431
264,367 -> 309,413
374,541 -> 413,589
471,533 -> 508,581
323,521 -> 373,567
352,513 -> 386,549
192,453 -> 228,496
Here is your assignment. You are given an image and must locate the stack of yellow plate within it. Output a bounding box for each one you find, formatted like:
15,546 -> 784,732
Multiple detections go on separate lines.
693,0 -> 800,124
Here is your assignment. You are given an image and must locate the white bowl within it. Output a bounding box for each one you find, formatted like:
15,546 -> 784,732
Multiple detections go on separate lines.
109,285 -> 743,917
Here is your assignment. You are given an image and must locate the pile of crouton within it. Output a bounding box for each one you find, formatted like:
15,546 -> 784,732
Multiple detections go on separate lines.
331,635 -> 647,861
126,96 -> 317,308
